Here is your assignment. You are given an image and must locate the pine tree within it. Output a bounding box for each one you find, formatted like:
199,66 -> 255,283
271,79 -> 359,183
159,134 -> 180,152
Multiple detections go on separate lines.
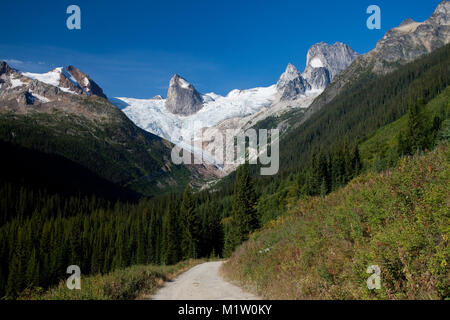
225,164 -> 258,255
136,217 -> 147,265
25,249 -> 39,287
180,185 -> 198,259
163,199 -> 180,265
399,99 -> 428,156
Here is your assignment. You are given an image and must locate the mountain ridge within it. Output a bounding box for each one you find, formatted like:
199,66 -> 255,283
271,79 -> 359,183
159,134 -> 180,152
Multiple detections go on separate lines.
299,0 -> 450,126
0,61 -> 197,196
114,41 -> 358,175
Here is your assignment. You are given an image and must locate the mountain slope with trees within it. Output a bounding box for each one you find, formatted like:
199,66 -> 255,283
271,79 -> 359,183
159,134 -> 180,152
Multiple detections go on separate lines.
0,62 -> 193,197
223,142 -> 449,299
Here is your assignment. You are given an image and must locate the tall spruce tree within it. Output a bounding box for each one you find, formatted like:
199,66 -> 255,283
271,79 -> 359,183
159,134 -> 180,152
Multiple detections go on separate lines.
180,185 -> 198,259
399,99 -> 428,155
163,199 -> 180,265
224,164 -> 258,255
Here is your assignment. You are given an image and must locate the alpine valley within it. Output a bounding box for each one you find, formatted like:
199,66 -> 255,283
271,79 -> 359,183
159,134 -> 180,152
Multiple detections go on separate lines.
0,0 -> 449,301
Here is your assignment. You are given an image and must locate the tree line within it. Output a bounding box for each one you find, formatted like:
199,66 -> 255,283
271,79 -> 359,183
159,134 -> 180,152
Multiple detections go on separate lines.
0,184 -> 224,299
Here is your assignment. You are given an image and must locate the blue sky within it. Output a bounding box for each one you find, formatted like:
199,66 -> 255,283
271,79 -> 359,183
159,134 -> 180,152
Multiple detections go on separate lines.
0,0 -> 442,98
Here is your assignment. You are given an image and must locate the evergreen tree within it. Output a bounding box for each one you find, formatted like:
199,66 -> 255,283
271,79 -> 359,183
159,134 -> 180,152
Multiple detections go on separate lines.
399,99 -> 429,155
225,164 -> 258,255
180,185 -> 198,259
163,199 -> 180,265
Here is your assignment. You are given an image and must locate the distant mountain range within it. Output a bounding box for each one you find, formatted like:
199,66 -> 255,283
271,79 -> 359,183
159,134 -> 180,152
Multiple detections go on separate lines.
1,0 -> 448,190
112,42 -> 358,173
113,1 -> 449,175
0,62 -> 200,196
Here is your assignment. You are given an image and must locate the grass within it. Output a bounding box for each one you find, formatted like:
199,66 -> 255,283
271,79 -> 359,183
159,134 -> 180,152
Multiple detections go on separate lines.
20,259 -> 206,300
222,143 -> 449,300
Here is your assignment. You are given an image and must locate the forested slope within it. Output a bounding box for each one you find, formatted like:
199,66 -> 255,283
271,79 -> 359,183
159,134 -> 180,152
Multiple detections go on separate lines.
223,142 -> 449,299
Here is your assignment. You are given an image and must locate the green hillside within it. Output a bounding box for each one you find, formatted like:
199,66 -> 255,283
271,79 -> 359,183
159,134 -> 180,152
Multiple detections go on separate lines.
223,142 -> 450,299
359,86 -> 450,171
0,96 -> 191,197
277,43 -> 450,174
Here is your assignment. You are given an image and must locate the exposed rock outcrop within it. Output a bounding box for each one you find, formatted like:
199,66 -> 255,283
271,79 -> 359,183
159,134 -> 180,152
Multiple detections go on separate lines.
301,0 -> 450,126
65,65 -> 107,98
276,42 -> 358,100
304,42 -> 358,81
276,64 -> 311,99
165,74 -> 203,115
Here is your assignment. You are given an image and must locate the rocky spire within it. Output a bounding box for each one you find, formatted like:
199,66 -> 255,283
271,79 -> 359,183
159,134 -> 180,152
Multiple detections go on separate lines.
64,65 -> 107,98
165,74 -> 203,115
276,42 -> 358,99
304,42 -> 358,82
276,63 -> 311,100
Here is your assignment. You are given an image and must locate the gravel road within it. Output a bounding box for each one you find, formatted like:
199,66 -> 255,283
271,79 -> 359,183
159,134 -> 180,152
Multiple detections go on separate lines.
151,261 -> 259,300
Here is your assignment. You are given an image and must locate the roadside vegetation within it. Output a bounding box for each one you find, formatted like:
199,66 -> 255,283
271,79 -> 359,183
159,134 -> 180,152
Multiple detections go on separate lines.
21,259 -> 206,300
223,142 -> 449,299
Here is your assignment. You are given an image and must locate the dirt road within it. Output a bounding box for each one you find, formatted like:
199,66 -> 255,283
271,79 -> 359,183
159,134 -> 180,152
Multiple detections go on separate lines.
151,261 -> 259,300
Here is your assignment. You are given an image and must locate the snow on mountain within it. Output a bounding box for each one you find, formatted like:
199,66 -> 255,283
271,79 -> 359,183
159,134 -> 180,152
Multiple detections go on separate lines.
20,66 -> 107,98
22,68 -> 61,87
116,84 -> 278,145
113,41 -> 358,171
309,57 -> 324,68
22,68 -> 79,94
9,74 -> 25,89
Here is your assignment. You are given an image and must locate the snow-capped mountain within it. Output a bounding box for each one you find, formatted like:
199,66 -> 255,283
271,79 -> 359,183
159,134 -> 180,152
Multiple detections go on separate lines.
1,40 -> 358,174
112,42 -> 358,171
21,66 -> 106,98
0,62 -> 108,116
116,84 -> 278,143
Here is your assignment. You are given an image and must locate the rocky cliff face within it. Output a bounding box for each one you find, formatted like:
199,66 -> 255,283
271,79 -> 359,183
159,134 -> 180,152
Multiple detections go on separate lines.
303,42 -> 358,83
365,0 -> 449,74
276,42 -> 358,101
65,65 -> 107,98
302,1 -> 450,125
276,64 -> 311,99
165,74 -> 203,115
0,61 -> 111,119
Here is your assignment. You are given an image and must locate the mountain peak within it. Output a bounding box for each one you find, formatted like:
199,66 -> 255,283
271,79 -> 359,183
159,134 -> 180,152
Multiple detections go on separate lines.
166,74 -> 203,115
276,63 -> 310,100
278,63 -> 301,84
428,0 -> 449,25
400,18 -> 416,26
0,61 -> 13,75
64,65 -> 107,98
170,74 -> 194,90
17,65 -> 107,99
285,63 -> 299,74
305,42 -> 358,80
369,0 -> 449,74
